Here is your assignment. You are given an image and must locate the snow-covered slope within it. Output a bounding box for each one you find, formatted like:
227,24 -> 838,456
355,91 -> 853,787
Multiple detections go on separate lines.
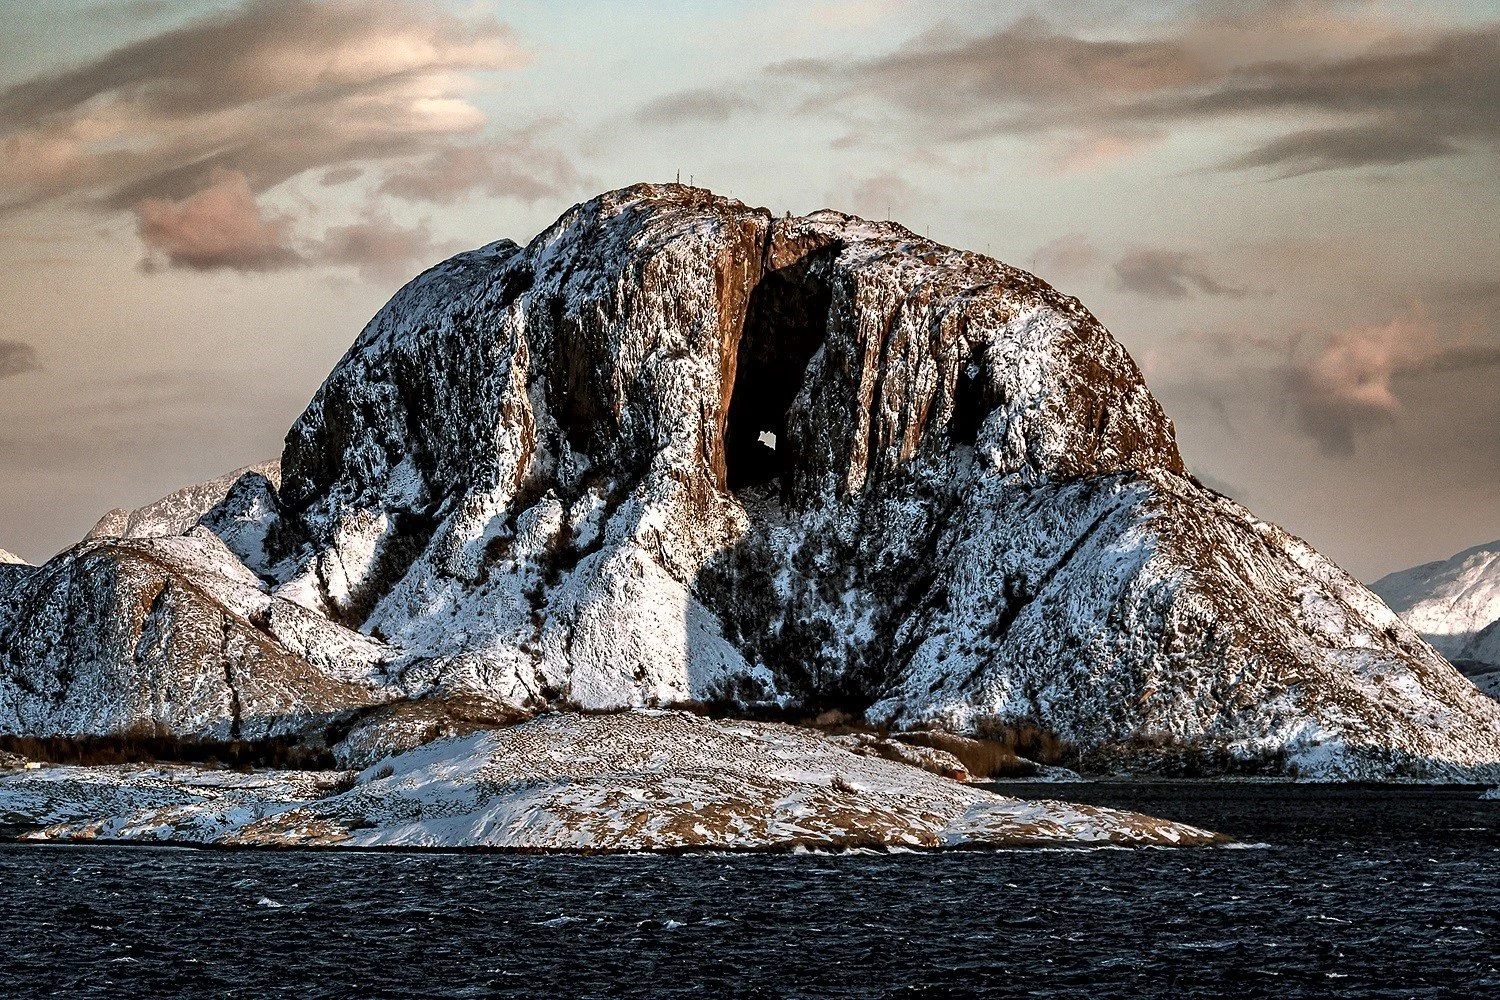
0,550 -> 25,566
0,527 -> 397,740
0,711 -> 1218,850
3,184 -> 1499,779
1372,542 -> 1500,692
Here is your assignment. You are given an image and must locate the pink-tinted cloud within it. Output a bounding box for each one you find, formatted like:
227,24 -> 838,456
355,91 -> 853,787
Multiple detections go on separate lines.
134,168 -> 299,272
834,171 -> 919,219
1283,314 -> 1500,455
314,212 -> 459,284
1028,233 -> 1099,283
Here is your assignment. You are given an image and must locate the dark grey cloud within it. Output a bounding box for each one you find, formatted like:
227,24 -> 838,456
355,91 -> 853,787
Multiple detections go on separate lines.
1215,124 -> 1458,178
781,15 -> 1204,127
688,8 -> 1499,177
636,88 -> 757,125
1115,248 -> 1253,299
1136,24 -> 1500,176
86,1 -> 177,27
0,340 -> 40,379
319,166 -> 363,187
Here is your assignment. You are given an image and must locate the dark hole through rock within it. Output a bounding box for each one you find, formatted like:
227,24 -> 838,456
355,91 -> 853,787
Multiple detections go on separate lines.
725,247 -> 838,494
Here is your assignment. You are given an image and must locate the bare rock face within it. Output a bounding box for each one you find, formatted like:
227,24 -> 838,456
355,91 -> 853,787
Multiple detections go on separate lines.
3,184 -> 1499,777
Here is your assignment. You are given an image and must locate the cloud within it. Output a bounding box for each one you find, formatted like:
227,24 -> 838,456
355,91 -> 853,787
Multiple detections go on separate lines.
1114,248 -> 1254,299
832,171 -> 919,218
739,7 -> 1499,177
319,166 -> 363,187
378,127 -> 586,205
313,211 -> 459,283
1028,233 -> 1099,282
131,165 -> 458,280
135,167 -> 300,272
0,0 -> 534,212
86,1 -> 177,27
1192,469 -> 1249,503
636,88 -> 757,126
1281,317 -> 1417,455
1279,313 -> 1500,456
0,340 -> 41,379
1215,125 -> 1457,178
1137,23 -> 1500,176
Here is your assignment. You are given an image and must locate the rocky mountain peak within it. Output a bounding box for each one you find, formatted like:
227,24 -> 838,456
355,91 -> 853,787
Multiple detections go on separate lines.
3,184 -> 1499,778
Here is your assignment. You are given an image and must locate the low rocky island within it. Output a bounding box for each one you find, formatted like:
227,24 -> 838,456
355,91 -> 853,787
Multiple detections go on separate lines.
0,712 -> 1218,850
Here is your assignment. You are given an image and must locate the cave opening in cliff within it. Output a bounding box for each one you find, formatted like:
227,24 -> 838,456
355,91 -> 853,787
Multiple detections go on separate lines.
724,248 -> 837,494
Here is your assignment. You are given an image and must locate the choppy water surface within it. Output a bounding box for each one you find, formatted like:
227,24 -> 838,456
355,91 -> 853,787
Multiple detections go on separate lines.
1,783 -> 1496,998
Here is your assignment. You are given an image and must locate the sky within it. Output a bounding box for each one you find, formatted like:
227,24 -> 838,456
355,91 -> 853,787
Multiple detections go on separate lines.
0,0 -> 1496,580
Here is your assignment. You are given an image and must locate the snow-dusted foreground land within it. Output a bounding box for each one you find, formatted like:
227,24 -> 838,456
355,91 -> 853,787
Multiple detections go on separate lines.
0,712 -> 1218,851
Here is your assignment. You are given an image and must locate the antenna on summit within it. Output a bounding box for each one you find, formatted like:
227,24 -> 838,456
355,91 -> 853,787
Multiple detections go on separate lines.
676,170 -> 680,184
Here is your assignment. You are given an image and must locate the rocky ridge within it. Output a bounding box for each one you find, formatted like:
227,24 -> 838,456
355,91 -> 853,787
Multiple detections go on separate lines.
2,184 -> 1499,780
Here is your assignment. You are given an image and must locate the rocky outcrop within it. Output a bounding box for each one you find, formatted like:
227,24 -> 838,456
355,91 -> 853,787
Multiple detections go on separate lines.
3,184 -> 1499,778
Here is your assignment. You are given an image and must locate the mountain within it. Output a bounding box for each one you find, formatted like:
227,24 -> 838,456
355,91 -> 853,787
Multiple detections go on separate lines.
1371,542 -> 1500,697
3,184 -> 1499,779
0,550 -> 25,566
86,460 -> 281,542
0,472 -> 396,743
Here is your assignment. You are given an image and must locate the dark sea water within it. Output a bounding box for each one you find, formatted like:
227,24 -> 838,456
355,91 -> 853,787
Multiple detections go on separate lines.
1,783 -> 1497,998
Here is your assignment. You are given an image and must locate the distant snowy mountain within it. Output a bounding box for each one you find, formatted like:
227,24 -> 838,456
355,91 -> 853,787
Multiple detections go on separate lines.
0,549 -> 26,566
1372,542 -> 1500,696
2,184 -> 1499,779
86,460 -> 280,541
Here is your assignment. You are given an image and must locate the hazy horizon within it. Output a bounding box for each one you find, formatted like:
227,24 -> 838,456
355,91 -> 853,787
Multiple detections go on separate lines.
2,0 -> 1497,579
